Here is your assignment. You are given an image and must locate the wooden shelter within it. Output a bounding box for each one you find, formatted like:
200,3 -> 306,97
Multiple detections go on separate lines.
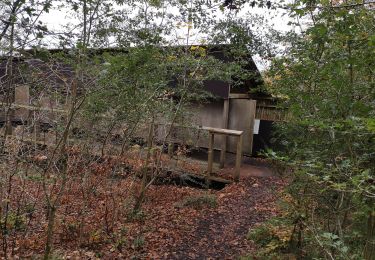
0,46 -> 286,156
162,46 -> 286,156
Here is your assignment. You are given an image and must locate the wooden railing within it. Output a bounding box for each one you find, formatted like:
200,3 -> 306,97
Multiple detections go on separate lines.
202,126 -> 243,182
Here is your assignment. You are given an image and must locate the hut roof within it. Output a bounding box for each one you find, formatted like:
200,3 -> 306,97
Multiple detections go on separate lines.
0,44 -> 267,99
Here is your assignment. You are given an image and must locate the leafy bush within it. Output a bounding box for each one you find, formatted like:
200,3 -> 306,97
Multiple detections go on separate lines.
247,219 -> 293,257
0,212 -> 27,233
265,1 -> 375,258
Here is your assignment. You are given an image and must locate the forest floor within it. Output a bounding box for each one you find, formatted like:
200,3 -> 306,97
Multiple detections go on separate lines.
152,176 -> 286,259
63,158 -> 286,259
4,154 -> 286,259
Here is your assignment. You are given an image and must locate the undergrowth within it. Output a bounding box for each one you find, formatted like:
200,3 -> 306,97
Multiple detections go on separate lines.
176,194 -> 217,209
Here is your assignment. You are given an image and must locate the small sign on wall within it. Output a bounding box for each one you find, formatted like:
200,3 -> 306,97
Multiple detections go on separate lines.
253,119 -> 260,134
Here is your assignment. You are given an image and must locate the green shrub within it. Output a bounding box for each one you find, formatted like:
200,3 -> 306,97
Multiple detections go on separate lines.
176,194 -> 217,209
246,219 -> 295,258
0,212 -> 27,232
132,235 -> 145,250
127,209 -> 147,222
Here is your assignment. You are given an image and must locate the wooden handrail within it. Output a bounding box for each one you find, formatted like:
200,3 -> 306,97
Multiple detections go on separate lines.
0,102 -> 67,113
201,126 -> 243,136
205,127 -> 243,182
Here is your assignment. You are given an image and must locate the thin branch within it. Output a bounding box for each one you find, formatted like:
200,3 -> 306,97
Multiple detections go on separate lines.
0,0 -> 23,42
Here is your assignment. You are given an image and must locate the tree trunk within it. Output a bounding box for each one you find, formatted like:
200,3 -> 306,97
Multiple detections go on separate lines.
43,205 -> 56,260
133,120 -> 154,213
364,210 -> 375,260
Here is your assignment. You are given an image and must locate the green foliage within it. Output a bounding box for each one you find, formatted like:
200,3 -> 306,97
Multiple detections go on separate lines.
247,218 -> 294,257
132,235 -> 145,250
82,43 -> 247,157
176,194 -> 217,209
0,0 -> 311,258
113,227 -> 128,251
0,212 -> 27,233
48,252 -> 65,260
265,1 -> 375,259
127,209 -> 147,222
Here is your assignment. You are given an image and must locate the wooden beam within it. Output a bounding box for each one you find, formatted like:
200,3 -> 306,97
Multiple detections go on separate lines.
229,93 -> 250,99
202,126 -> 243,136
220,99 -> 229,168
207,133 -> 214,176
235,134 -> 243,182
190,173 -> 232,184
0,102 -> 67,114
248,100 -> 257,156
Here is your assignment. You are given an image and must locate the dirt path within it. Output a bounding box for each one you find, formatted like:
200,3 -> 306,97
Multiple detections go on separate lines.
152,176 -> 285,260
170,177 -> 283,259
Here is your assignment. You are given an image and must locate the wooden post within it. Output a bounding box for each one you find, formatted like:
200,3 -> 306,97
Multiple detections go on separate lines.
220,99 -> 229,168
207,132 -> 214,176
235,133 -> 243,182
248,100 -> 257,156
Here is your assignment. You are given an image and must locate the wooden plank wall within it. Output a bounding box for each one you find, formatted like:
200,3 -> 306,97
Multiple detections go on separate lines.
255,99 -> 288,121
